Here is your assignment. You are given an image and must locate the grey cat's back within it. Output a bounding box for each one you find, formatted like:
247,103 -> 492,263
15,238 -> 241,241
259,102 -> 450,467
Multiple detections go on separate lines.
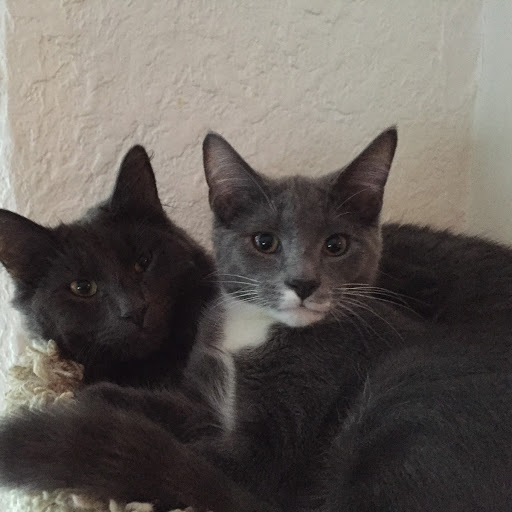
326,336 -> 512,511
379,223 -> 512,322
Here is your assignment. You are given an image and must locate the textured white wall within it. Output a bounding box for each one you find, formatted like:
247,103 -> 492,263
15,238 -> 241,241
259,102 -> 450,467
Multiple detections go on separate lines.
469,1 -> 512,243
0,0 -> 24,400
1,1 -> 482,392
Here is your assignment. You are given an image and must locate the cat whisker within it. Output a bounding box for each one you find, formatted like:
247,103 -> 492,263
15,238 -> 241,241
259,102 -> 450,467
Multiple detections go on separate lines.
339,290 -> 421,318
205,271 -> 259,283
333,210 -> 354,220
335,284 -> 413,302
336,303 -> 388,347
211,292 -> 257,306
336,283 -> 428,306
220,276 -> 259,283
211,176 -> 278,215
333,290 -> 412,312
212,291 -> 266,310
215,281 -> 259,287
332,301 -> 377,341
338,296 -> 403,344
334,187 -> 372,215
247,175 -> 278,216
229,292 -> 260,300
329,304 -> 361,334
223,298 -> 273,311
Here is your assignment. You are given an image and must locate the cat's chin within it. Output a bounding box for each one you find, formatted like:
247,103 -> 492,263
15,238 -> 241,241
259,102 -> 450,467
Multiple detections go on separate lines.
271,307 -> 326,328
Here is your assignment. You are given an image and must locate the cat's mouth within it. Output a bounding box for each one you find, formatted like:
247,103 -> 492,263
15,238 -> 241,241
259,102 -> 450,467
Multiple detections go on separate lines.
273,289 -> 332,327
275,304 -> 328,327
302,301 -> 331,313
279,299 -> 331,315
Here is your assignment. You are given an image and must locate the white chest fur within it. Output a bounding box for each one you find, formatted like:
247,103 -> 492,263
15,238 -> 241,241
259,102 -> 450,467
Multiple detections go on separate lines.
220,297 -> 276,354
208,296 -> 276,431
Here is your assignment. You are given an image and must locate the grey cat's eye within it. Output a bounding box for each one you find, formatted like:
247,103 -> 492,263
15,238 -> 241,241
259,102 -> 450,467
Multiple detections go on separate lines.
134,253 -> 152,273
253,233 -> 280,254
323,234 -> 348,256
70,280 -> 98,297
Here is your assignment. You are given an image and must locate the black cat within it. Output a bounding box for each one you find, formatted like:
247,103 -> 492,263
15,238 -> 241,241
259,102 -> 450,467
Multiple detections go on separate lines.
0,146 -> 215,386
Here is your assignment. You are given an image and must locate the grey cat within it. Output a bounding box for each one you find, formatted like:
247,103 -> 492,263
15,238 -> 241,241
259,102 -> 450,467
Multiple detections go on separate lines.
0,146 -> 215,386
0,129 -> 511,512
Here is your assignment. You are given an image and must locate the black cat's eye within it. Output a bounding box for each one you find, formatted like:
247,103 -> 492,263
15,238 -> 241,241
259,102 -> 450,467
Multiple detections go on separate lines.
70,280 -> 98,297
323,234 -> 349,256
253,233 -> 280,254
134,252 -> 152,273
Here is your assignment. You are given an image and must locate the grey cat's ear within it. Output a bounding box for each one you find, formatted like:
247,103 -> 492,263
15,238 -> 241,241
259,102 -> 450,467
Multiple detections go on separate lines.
203,133 -> 270,224
110,145 -> 163,214
333,127 -> 397,223
0,210 -> 56,283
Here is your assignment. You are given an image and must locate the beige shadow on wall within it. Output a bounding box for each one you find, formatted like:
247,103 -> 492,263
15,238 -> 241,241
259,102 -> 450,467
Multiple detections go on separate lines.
469,0 -> 512,244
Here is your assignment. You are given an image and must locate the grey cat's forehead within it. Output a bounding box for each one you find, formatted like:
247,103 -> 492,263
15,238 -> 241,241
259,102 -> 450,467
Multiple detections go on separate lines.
233,174 -> 358,236
274,174 -> 329,197
273,176 -> 332,209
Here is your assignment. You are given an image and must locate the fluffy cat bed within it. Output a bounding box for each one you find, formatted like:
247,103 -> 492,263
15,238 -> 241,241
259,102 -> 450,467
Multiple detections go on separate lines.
2,340 -> 186,512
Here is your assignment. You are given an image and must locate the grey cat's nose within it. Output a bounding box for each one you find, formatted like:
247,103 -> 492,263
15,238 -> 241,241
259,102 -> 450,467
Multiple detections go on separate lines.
285,279 -> 320,301
121,304 -> 148,328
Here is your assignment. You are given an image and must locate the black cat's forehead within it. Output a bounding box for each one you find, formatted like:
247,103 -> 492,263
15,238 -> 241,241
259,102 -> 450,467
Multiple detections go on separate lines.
51,215 -> 153,270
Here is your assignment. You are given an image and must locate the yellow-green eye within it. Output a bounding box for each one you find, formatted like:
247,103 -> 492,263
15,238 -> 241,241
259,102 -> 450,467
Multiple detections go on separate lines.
70,280 -> 98,297
253,233 -> 280,254
135,253 -> 152,273
323,234 -> 348,256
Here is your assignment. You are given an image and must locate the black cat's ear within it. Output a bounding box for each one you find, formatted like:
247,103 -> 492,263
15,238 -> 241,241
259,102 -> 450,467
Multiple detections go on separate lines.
110,145 -> 163,214
203,133 -> 271,224
333,127 -> 397,223
0,210 -> 56,283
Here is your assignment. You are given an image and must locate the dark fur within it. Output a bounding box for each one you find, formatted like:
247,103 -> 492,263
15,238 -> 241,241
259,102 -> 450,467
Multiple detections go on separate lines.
0,146 -> 215,386
379,223 -> 512,323
2,316 -> 511,511
323,335 -> 512,511
1,131 -> 512,512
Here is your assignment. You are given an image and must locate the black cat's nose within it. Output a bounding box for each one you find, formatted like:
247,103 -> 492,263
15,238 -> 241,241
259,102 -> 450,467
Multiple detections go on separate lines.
121,304 -> 148,328
285,279 -> 320,301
